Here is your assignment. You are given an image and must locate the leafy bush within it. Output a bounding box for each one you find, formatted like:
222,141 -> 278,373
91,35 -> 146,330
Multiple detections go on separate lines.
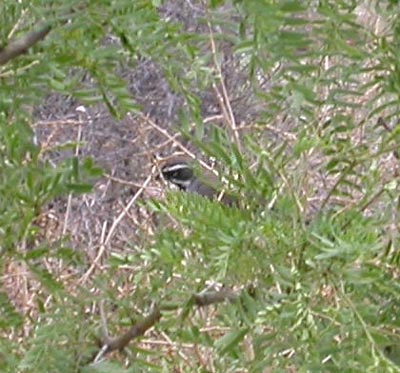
0,0 -> 399,371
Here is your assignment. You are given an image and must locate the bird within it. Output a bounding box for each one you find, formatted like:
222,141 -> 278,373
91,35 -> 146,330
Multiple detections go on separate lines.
159,156 -> 236,206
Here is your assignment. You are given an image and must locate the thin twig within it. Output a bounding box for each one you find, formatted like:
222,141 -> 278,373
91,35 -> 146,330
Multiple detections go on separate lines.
159,331 -> 192,365
104,171 -> 154,245
62,124 -> 82,236
104,173 -> 154,189
99,299 -> 109,339
7,9 -> 28,40
235,123 -> 297,141
33,119 -> 85,128
207,22 -> 241,152
79,172 -> 154,284
136,113 -> 216,173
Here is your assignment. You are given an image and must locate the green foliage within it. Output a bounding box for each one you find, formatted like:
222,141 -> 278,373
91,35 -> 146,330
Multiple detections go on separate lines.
1,0 -> 400,371
16,299 -> 97,373
0,115 -> 100,253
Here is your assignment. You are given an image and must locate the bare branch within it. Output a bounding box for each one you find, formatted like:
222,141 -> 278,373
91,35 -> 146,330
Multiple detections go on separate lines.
193,289 -> 240,307
91,287 -> 248,362
99,307 -> 162,358
0,23 -> 52,65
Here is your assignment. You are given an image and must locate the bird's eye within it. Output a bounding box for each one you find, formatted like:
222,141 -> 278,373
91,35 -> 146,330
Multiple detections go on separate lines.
178,168 -> 193,180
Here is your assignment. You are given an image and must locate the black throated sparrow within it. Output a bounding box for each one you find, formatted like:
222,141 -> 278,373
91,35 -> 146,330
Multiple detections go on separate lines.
159,156 -> 235,206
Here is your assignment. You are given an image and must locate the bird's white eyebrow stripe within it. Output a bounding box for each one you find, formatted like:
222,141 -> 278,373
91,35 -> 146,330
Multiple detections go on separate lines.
162,163 -> 190,172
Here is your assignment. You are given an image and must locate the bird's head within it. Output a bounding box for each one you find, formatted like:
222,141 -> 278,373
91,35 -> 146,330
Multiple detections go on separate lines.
159,157 -> 195,190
